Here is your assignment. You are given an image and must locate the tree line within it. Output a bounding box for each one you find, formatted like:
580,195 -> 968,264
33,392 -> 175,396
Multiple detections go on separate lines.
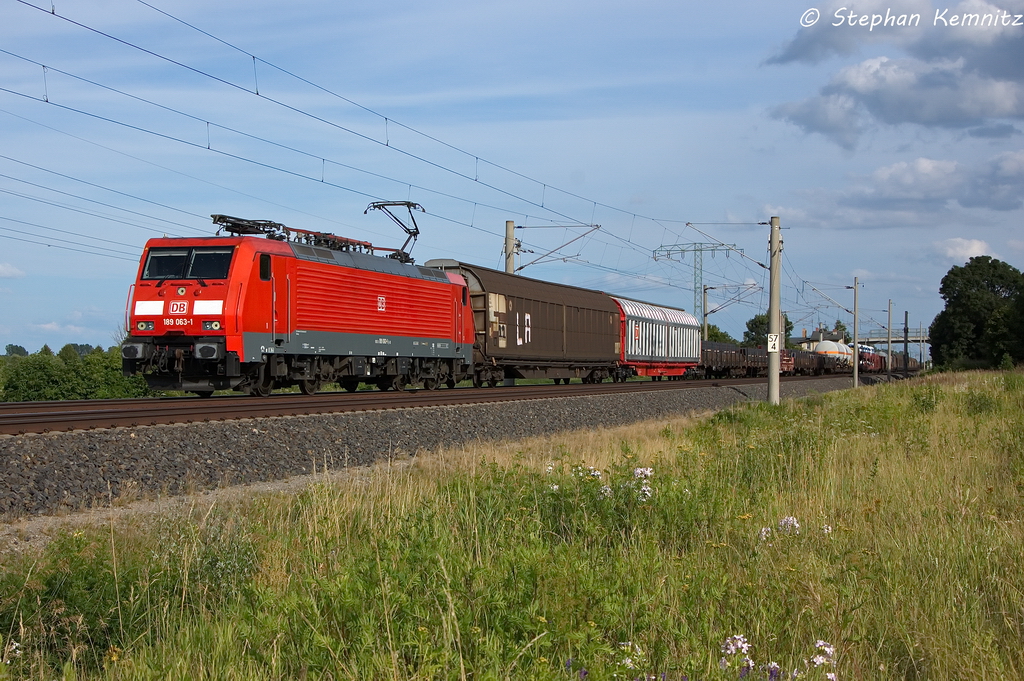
0,343 -> 150,402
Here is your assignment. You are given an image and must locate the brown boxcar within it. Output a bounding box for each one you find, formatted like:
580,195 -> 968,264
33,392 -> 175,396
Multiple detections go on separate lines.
425,260 -> 621,385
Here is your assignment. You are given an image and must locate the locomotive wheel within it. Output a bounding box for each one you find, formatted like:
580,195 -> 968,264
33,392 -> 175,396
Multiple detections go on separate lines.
392,375 -> 409,392
299,378 -> 321,395
342,379 -> 360,392
423,377 -> 439,391
377,378 -> 391,391
250,365 -> 274,397
487,378 -> 500,388
195,390 -> 214,398
446,378 -> 457,389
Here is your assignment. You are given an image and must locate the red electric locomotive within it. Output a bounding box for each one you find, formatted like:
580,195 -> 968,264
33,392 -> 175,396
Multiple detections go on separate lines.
122,210 -> 474,396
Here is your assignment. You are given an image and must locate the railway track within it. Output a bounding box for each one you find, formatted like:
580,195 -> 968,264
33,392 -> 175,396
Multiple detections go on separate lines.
0,375 -> 838,437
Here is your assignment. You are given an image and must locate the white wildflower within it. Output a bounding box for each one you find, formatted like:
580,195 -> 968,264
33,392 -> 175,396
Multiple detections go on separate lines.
822,524 -> 833,535
811,654 -> 828,667
638,483 -> 653,501
721,634 -> 750,656
778,516 -> 800,534
600,485 -> 612,498
759,527 -> 772,541
550,484 -> 559,491
633,467 -> 653,479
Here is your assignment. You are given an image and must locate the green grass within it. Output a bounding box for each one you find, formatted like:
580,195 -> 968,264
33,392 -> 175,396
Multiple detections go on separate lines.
2,371 -> 1023,679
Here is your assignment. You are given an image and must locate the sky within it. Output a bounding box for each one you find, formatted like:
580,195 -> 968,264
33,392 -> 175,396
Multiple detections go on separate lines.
2,0 -> 1023,356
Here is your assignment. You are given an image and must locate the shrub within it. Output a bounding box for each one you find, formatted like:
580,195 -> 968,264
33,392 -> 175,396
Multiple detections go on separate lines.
0,352 -> 87,401
0,346 -> 149,401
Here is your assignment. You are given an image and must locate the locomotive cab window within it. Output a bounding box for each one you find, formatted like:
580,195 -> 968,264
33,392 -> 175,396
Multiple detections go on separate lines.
259,254 -> 271,281
142,247 -> 235,281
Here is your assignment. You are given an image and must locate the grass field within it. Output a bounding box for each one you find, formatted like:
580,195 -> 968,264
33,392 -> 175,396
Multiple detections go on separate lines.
1,371 -> 1022,679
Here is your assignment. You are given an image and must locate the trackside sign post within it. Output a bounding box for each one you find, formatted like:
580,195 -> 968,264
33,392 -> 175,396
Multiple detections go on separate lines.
767,217 -> 781,405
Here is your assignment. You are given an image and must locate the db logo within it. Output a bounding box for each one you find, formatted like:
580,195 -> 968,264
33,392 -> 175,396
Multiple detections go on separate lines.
377,296 -> 386,312
169,301 -> 189,315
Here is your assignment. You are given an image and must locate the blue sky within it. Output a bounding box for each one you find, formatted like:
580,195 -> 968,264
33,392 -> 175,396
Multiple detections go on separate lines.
1,0 -> 1022,354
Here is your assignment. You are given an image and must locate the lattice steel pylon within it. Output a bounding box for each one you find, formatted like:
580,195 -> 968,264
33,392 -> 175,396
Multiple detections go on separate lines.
653,242 -> 739,322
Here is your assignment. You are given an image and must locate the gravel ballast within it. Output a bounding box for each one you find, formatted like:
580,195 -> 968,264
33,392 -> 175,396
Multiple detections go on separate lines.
0,378 -> 861,520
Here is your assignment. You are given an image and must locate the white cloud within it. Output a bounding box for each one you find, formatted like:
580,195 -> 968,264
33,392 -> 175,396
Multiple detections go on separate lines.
31,322 -> 87,335
769,0 -> 1024,146
0,263 -> 25,278
835,151 -> 1024,212
771,93 -> 864,149
833,57 -> 1024,126
1008,239 -> 1024,252
934,237 -> 993,260
872,157 -> 960,194
774,56 -> 1024,146
959,149 -> 1024,209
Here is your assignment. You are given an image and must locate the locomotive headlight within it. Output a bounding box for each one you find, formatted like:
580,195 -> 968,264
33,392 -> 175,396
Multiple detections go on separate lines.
201,320 -> 222,331
136,321 -> 155,331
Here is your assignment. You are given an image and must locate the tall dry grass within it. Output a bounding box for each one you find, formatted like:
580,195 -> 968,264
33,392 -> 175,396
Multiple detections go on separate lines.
1,371 -> 1022,680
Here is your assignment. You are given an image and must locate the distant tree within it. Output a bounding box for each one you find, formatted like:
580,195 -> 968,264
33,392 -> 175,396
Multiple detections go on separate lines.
1,353 -> 86,401
38,344 -> 53,356
705,324 -> 738,344
929,256 -> 1024,368
69,343 -> 96,357
4,344 -> 28,357
832,319 -> 849,341
742,313 -> 794,347
58,343 -> 83,365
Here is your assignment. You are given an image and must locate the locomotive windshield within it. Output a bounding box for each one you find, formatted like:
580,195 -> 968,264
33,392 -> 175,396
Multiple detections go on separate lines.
143,247 -> 235,281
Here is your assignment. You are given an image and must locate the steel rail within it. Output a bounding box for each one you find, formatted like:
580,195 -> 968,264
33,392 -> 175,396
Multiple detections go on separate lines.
0,375 -> 831,436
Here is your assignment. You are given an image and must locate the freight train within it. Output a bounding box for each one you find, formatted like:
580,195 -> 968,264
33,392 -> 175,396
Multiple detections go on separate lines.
120,213 -> 915,396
